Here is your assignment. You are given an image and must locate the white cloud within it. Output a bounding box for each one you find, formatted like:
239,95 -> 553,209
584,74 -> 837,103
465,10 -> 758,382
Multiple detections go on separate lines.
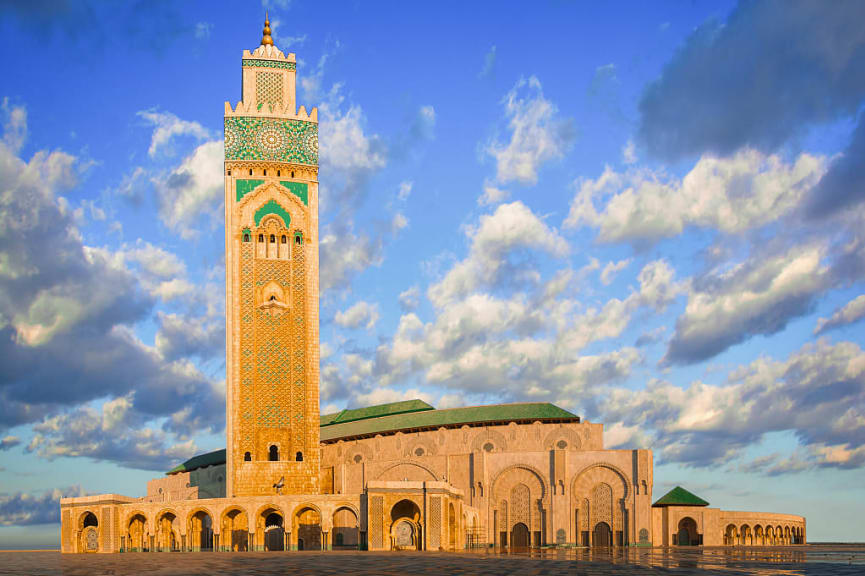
486,76 -> 575,185
1,98 -> 27,153
478,181 -> 509,206
397,180 -> 413,201
600,258 -> 631,285
194,22 -> 212,40
334,301 -> 379,331
622,139 -> 637,165
566,149 -> 826,242
153,139 -> 224,239
137,110 -> 210,158
428,201 -> 569,306
599,340 -> 865,469
815,294 -> 865,335
398,286 -> 420,312
666,243 -> 830,364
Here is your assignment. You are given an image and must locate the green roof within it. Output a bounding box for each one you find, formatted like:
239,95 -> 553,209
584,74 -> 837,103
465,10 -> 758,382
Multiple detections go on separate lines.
652,486 -> 710,507
320,399 -> 434,427
167,449 -> 226,475
319,402 -> 577,442
166,400 -> 579,474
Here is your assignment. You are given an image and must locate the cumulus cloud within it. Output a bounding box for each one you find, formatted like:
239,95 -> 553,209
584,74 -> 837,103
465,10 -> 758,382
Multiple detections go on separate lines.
0,435 -> 21,450
478,181 -> 509,206
815,294 -> 865,335
428,201 -> 569,307
486,76 -> 575,185
334,301 -> 379,331
565,149 -> 826,243
0,486 -> 85,526
665,243 -> 830,365
599,340 -> 865,469
155,311 -> 224,361
638,0 -> 865,161
137,109 -> 210,158
600,259 -> 631,285
398,286 -> 420,312
153,139 -> 224,239
0,103 -> 224,467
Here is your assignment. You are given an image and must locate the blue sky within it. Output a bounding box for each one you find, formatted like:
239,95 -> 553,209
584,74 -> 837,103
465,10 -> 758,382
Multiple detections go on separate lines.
1,0 -> 864,547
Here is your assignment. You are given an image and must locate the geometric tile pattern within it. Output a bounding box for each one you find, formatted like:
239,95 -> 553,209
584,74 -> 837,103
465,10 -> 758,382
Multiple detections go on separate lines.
225,117 -> 318,165
256,71 -> 283,108
242,59 -> 296,71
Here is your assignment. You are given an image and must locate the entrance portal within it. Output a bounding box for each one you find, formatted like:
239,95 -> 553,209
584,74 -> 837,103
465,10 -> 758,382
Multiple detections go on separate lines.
593,522 -> 612,547
511,523 -> 529,548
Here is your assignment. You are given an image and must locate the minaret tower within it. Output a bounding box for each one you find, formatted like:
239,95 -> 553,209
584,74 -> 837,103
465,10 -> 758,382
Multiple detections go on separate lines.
223,15 -> 320,497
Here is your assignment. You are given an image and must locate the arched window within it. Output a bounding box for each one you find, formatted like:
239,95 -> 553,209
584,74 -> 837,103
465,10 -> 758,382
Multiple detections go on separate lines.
269,234 -> 275,243
269,295 -> 276,301
294,233 -> 303,245
243,233 -> 250,242
249,169 -> 253,176
263,169 -> 267,176
281,235 -> 287,244
277,170 -> 281,177
227,170 -> 232,176
244,451 -> 251,461
291,171 -> 295,178
295,451 -> 303,462
269,445 -> 279,461
258,234 -> 264,243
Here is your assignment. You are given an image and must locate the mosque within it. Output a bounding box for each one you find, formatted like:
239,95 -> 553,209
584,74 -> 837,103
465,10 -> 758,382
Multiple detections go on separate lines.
59,17 -> 806,553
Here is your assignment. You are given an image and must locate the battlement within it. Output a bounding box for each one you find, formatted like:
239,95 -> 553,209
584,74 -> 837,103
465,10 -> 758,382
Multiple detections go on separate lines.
243,46 -> 296,62
224,100 -> 317,122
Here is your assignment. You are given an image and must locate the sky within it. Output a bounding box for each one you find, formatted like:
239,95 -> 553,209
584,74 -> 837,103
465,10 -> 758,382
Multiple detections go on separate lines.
0,0 -> 864,548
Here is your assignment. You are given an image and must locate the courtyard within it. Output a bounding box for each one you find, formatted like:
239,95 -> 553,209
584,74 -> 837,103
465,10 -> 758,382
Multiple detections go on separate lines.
1,546 -> 863,576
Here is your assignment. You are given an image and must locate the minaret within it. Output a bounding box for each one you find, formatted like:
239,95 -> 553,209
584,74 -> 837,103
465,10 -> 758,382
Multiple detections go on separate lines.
223,16 -> 320,497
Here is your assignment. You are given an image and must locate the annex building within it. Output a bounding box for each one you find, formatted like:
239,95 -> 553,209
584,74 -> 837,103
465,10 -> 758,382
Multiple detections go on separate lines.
59,17 -> 806,554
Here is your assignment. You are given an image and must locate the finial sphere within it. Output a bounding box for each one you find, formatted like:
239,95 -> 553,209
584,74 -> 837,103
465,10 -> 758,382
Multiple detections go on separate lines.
261,12 -> 273,46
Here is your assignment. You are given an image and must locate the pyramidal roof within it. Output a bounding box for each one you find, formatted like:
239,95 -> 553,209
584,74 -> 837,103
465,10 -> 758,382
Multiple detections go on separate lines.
652,486 -> 710,507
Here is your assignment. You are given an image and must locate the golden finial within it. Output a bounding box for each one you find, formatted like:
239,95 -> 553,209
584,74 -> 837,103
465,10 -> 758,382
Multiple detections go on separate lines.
261,12 -> 273,46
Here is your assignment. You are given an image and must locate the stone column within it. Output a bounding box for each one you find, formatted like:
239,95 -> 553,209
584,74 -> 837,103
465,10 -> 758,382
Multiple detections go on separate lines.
249,532 -> 255,551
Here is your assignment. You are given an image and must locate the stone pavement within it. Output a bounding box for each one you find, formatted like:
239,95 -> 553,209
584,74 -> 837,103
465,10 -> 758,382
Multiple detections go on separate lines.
1,547 -> 864,576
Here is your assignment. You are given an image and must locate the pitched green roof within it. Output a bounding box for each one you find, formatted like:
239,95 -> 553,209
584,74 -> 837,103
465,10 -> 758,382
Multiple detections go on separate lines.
320,399 -> 434,427
166,401 -> 579,474
652,486 -> 710,507
319,402 -> 578,442
167,449 -> 226,475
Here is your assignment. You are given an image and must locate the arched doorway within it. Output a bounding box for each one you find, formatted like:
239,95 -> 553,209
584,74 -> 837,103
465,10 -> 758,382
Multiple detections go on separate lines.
188,510 -> 213,551
741,524 -> 752,546
593,522 -> 612,547
390,499 -> 421,550
332,507 -> 359,549
677,517 -> 698,546
222,508 -> 249,551
295,507 -> 321,550
78,511 -> 99,553
127,514 -> 147,552
264,512 -> 284,551
511,522 -> 529,548
156,511 -> 178,552
724,523 -> 737,546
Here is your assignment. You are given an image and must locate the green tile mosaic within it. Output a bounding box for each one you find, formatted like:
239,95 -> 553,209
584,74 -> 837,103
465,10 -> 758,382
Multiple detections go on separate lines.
242,59 -> 296,71
224,117 -> 318,165
280,181 -> 308,205
254,199 -> 291,227
236,179 -> 264,202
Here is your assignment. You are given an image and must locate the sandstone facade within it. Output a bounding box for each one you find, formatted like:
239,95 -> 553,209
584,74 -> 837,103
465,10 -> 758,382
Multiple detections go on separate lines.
59,18 -> 805,554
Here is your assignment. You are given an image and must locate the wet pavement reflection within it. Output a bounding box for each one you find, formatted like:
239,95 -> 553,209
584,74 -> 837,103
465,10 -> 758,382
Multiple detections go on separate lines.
1,545 -> 863,576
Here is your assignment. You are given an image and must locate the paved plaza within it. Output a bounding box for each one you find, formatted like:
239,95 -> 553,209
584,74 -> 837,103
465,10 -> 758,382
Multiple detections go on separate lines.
2,547 -> 864,576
